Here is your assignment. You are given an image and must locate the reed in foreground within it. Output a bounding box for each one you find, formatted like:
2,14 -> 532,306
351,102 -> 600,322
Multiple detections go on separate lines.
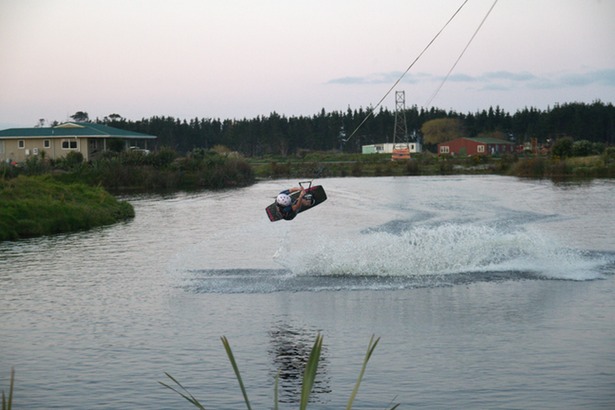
2,368 -> 14,410
160,334 -> 399,409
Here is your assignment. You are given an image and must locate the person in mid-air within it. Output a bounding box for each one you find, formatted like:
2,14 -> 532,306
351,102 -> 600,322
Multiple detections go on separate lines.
276,187 -> 315,220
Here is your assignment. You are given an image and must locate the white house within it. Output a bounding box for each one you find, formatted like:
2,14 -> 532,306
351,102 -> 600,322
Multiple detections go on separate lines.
361,142 -> 422,155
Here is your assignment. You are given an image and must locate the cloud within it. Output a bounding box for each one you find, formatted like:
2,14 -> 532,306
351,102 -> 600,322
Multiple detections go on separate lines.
328,68 -> 615,92
327,71 -> 430,85
329,70 -> 538,85
327,72 -> 399,85
446,73 -> 478,82
518,69 -> 615,91
480,83 -> 512,91
559,68 -> 615,87
480,71 -> 537,81
524,77 -> 559,90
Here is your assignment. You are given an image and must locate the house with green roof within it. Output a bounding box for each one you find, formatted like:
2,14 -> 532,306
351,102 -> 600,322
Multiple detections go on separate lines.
0,122 -> 157,163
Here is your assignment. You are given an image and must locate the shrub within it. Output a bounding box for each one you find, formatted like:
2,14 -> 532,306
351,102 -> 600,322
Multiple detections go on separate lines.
211,144 -> 232,155
55,151 -> 84,171
548,158 -> 572,177
497,153 -> 518,173
189,148 -> 207,161
119,150 -> 149,166
0,163 -> 19,180
592,142 -> 605,155
351,161 -> 363,176
149,147 -> 177,168
438,158 -> 453,174
572,139 -> 593,157
552,137 -> 574,158
509,157 -> 546,178
270,161 -> 290,178
23,155 -> 49,175
405,159 -> 420,175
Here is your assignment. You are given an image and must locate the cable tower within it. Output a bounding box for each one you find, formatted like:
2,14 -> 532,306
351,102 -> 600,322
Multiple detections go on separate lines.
393,91 -> 408,145
391,91 -> 412,160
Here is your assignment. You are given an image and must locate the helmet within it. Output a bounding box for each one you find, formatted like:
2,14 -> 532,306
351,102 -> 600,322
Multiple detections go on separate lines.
276,193 -> 292,207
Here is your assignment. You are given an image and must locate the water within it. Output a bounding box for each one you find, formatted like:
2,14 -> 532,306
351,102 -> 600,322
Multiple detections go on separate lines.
1,175 -> 614,409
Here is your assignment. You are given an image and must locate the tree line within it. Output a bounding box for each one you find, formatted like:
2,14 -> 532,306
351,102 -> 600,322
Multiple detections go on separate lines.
78,100 -> 614,156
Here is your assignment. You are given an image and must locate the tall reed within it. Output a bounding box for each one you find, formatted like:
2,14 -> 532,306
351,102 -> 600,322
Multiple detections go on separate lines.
1,368 -> 14,410
160,334 -> 399,409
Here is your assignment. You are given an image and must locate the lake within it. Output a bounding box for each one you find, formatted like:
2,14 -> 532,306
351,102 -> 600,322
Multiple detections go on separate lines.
1,175 -> 614,409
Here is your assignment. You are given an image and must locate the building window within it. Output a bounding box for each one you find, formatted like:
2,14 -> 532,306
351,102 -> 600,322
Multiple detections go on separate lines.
440,145 -> 450,154
44,140 -> 51,148
477,145 -> 485,153
62,140 -> 78,150
18,140 -> 25,149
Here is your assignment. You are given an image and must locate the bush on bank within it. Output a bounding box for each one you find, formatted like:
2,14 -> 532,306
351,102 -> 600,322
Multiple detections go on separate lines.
507,154 -> 615,179
2,148 -> 256,193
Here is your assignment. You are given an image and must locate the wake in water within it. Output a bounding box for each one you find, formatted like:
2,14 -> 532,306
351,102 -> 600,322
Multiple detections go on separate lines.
282,223 -> 612,280
177,222 -> 614,294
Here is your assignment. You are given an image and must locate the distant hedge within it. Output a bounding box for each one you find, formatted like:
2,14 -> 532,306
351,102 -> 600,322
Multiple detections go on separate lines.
7,148 -> 256,193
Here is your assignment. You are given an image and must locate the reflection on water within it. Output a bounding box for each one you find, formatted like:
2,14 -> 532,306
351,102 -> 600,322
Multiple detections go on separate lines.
268,322 -> 331,404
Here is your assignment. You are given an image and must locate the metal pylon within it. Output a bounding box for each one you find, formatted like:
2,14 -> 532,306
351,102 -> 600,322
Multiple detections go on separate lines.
393,91 -> 408,145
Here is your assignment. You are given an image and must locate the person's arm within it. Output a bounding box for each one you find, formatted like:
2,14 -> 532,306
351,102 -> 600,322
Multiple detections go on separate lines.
291,189 -> 306,212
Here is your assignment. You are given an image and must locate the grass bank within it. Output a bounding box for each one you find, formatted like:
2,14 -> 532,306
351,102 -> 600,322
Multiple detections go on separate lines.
0,175 -> 135,241
508,154 -> 615,179
249,151 -> 615,180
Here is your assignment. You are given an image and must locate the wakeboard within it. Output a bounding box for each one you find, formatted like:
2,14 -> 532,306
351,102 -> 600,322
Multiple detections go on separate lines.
266,184 -> 327,222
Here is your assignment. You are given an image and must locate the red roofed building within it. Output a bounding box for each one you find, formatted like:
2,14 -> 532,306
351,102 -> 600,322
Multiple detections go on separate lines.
438,137 -> 515,156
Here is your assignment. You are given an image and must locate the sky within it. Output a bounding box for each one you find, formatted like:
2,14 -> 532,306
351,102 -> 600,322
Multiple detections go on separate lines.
1,0 -> 614,129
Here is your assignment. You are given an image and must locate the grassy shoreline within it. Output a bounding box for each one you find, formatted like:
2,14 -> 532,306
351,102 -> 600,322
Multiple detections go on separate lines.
249,152 -> 615,180
0,175 -> 135,241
